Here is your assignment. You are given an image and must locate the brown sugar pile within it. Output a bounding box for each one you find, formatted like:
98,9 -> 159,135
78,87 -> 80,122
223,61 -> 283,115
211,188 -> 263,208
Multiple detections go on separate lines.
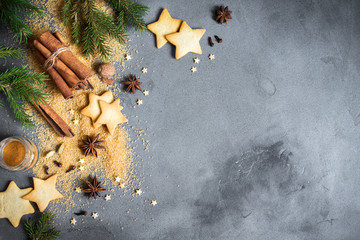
25,0 -> 135,206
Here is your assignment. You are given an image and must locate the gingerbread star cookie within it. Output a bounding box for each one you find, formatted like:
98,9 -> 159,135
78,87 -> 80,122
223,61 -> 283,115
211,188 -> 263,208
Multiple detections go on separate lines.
81,91 -> 114,126
165,21 -> 206,59
22,175 -> 63,212
147,8 -> 182,48
94,98 -> 128,135
0,181 -> 34,227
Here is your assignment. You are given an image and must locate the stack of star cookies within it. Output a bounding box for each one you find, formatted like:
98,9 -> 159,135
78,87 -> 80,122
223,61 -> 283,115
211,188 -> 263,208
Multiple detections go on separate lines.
147,8 -> 206,59
81,91 -> 128,135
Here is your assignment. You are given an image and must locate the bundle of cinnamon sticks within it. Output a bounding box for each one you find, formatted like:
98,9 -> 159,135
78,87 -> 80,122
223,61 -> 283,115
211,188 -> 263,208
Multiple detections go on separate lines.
34,32 -> 94,99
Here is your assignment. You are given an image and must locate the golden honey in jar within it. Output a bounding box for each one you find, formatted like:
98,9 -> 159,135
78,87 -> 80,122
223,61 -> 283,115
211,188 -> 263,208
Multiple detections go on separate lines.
0,136 -> 38,171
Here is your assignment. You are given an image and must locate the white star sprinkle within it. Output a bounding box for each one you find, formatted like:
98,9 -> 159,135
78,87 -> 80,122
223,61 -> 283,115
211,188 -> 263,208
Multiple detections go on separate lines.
136,99 -> 143,105
91,212 -> 99,219
70,218 -> 77,225
79,166 -> 85,171
209,54 -> 215,60
69,109 -> 75,115
125,54 -> 132,61
143,90 -> 149,96
150,200 -> 157,206
115,176 -> 121,182
141,67 -> 148,73
190,66 -> 197,72
75,187 -> 82,193
119,183 -> 126,189
194,58 -> 200,64
135,189 -> 142,195
73,119 -> 79,125
79,158 -> 85,164
104,194 -> 111,201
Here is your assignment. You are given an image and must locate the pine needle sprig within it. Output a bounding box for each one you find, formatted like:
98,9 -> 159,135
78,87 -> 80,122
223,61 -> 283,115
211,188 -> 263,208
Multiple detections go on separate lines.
0,62 -> 48,128
62,0 -> 126,59
24,211 -> 60,240
107,0 -> 148,32
0,0 -> 45,42
0,46 -> 24,59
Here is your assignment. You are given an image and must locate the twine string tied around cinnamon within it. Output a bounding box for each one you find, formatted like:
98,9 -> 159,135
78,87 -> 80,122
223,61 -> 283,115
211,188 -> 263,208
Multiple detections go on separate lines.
44,47 -> 71,70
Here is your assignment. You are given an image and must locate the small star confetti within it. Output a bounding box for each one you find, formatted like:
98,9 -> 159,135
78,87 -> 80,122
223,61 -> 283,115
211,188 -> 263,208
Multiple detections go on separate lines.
135,189 -> 142,195
69,109 -> 75,115
73,119 -> 79,125
115,177 -> 121,182
104,194 -> 111,201
119,183 -> 126,189
209,54 -> 215,60
91,212 -> 99,219
143,90 -> 149,96
125,54 -> 132,61
194,58 -> 200,64
79,166 -> 85,171
141,67 -> 148,73
190,66 -> 197,72
75,187 -> 82,193
137,99 -> 143,105
150,200 -> 157,206
79,158 -> 85,164
70,218 -> 77,225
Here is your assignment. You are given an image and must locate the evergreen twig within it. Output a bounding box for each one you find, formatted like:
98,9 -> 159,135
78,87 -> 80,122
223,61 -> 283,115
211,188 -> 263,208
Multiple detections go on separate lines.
0,46 -> 48,128
62,0 -> 148,59
0,46 -> 24,59
24,212 -> 60,240
0,0 -> 45,42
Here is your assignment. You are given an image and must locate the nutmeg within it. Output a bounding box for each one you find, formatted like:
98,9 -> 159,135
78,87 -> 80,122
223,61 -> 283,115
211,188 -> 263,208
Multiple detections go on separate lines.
97,63 -> 116,85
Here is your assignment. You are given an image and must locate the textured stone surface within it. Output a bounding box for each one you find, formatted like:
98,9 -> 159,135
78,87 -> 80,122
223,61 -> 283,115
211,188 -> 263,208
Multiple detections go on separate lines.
1,0 -> 360,239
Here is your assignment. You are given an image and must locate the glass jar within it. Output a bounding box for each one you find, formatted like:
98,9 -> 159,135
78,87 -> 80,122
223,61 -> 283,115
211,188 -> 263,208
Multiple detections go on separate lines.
0,136 -> 38,171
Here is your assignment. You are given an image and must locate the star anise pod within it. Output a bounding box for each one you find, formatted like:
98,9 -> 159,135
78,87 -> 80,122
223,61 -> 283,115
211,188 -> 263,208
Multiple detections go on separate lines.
82,175 -> 106,199
80,134 -> 105,157
123,75 -> 142,94
216,5 -> 232,24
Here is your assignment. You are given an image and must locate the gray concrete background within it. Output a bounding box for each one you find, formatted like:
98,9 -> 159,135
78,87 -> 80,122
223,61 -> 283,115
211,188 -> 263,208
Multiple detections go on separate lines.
1,0 -> 360,239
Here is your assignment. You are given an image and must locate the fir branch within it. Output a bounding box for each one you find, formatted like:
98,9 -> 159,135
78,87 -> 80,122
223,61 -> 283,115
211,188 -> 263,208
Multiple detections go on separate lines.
107,0 -> 148,32
0,46 -> 24,59
62,0 -> 147,59
0,0 -> 45,42
24,212 -> 60,240
0,55 -> 48,128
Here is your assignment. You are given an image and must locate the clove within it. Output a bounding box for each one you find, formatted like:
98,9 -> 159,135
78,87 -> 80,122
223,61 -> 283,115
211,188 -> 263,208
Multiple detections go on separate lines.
208,37 -> 214,47
44,165 -> 49,175
74,210 -> 87,216
53,160 -> 62,167
214,35 -> 223,43
66,165 -> 76,173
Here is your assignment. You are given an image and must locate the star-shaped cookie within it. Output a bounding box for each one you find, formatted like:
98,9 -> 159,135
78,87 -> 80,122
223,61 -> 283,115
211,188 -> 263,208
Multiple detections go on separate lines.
94,98 -> 128,135
0,181 -> 34,227
81,91 -> 114,126
165,21 -> 206,59
147,8 -> 182,48
22,175 -> 63,212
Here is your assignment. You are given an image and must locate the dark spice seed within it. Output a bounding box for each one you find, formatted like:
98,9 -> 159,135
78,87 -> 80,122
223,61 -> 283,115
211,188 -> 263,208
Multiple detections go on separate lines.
214,35 -> 223,43
74,210 -> 87,216
66,165 -> 76,173
53,160 -> 62,167
44,165 -> 49,175
208,37 -> 214,47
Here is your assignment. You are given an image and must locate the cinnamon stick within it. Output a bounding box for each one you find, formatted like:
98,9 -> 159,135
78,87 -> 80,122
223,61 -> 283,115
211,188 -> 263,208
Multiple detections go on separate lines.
54,32 -> 68,46
39,32 -> 94,80
34,40 -> 80,89
35,50 -> 73,100
32,100 -> 74,137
